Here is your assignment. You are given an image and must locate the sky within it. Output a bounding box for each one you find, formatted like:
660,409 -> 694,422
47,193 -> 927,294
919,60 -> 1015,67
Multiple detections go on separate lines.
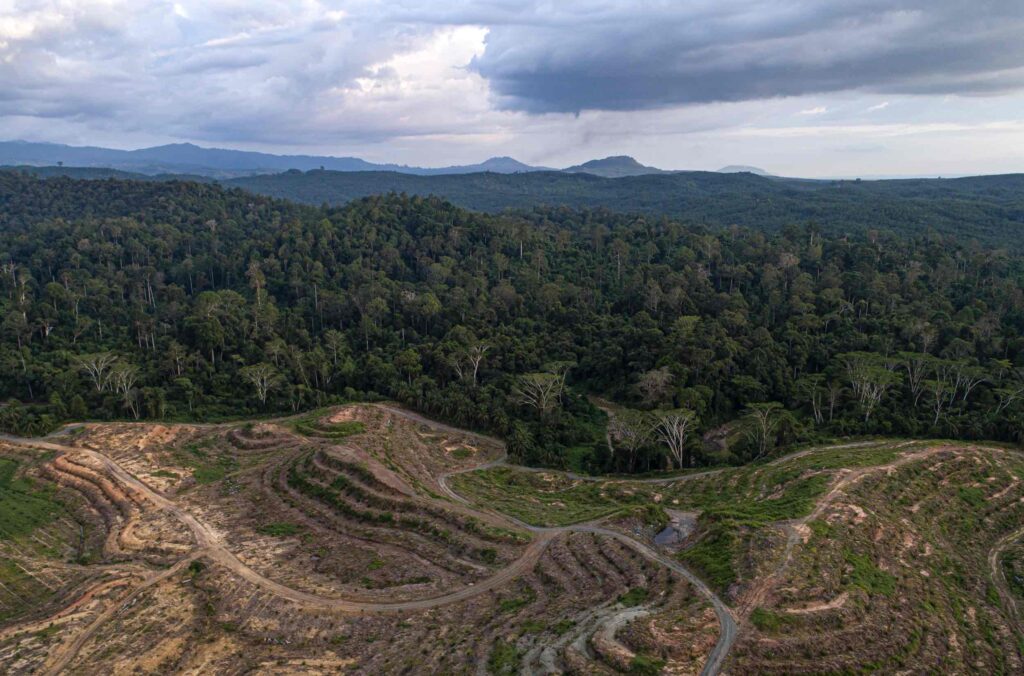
1,0 -> 1024,177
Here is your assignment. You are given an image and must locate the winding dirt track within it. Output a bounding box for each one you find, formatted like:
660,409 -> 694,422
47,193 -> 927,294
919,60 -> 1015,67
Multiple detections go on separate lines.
399,406 -> 740,676
990,524 -> 1024,637
0,415 -> 902,676
0,410 -> 739,675
0,435 -> 554,613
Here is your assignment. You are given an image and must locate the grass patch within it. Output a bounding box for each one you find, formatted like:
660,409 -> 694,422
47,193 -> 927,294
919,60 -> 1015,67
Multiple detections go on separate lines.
34,624 -> 60,640
678,521 -> 738,592
774,443 -> 901,471
150,469 -> 179,479
808,519 -> 833,538
487,638 -> 521,675
958,486 -> 986,509
844,550 -> 896,596
291,413 -> 366,440
551,619 -> 575,635
750,607 -> 793,632
174,438 -> 238,485
193,465 -> 228,483
519,619 -> 545,635
629,653 -> 666,675
450,467 -> 648,527
499,587 -> 537,613
0,458 -> 64,540
257,522 -> 302,537
624,503 -> 670,530
618,587 -> 649,607
673,466 -> 833,592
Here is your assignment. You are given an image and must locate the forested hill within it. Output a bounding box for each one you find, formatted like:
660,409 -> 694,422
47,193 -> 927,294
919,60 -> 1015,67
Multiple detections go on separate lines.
9,165 -> 1024,249
3,171 -> 1024,473
223,169 -> 1024,249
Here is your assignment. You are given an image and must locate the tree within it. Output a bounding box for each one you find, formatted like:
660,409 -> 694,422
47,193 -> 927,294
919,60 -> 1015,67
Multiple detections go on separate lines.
842,353 -> 901,422
76,353 -> 118,393
744,402 -> 788,459
513,361 -> 573,415
652,408 -> 697,469
899,352 -> 930,408
926,375 -> 953,427
323,329 -> 348,367
451,343 -> 489,386
246,260 -> 271,335
514,373 -> 565,416
240,363 -> 282,407
993,363 -> 1024,415
796,374 -> 825,424
395,349 -> 422,386
466,344 -> 489,387
635,367 -> 674,408
608,409 -> 653,471
109,362 -> 140,419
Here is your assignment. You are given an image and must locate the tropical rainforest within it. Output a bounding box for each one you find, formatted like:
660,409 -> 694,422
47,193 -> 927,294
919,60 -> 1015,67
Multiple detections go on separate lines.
3,170 -> 1024,473
224,168 -> 1024,251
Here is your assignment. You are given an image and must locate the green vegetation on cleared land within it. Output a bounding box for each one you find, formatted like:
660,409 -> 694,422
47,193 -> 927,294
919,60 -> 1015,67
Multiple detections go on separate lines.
257,522 -> 302,537
291,414 -> 366,440
628,653 -> 667,675
0,454 -> 91,624
450,467 -> 649,527
617,587 -> 648,607
843,550 -> 897,596
750,606 -> 794,632
487,638 -> 521,674
0,458 -> 63,540
456,442 -> 914,591
174,438 -> 238,485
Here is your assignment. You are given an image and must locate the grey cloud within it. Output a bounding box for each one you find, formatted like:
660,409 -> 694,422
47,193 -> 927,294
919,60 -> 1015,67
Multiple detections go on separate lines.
468,1 -> 1024,112
0,1 -> 434,145
3,0 -> 1024,166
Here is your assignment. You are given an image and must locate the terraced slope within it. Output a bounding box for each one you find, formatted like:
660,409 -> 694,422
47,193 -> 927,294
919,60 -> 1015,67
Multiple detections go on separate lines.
2,410 -> 1024,675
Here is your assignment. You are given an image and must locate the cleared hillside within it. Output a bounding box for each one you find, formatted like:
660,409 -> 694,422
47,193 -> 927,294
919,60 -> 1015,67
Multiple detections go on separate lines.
3,408 -> 1024,674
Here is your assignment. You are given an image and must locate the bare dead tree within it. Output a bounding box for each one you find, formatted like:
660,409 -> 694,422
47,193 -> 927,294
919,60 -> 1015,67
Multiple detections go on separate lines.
653,408 -> 696,469
241,362 -> 283,406
466,344 -> 489,386
513,373 -> 565,415
109,362 -> 140,419
75,353 -> 119,392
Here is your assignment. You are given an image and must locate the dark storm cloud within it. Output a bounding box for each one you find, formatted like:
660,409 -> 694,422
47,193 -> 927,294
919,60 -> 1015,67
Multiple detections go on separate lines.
4,0 -> 1024,166
468,1 -> 1024,113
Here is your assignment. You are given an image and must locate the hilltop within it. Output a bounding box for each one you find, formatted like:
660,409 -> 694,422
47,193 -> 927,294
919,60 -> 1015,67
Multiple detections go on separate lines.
563,155 -> 666,177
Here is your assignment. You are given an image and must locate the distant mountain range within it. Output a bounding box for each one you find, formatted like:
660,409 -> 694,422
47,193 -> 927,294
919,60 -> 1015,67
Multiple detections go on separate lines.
0,140 -> 767,179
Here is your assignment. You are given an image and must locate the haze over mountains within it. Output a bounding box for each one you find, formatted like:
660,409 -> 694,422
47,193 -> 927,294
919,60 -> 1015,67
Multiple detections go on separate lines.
0,140 -> 764,179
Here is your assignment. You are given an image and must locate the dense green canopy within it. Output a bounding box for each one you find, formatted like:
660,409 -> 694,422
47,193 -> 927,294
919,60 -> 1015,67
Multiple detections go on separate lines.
3,171 -> 1024,472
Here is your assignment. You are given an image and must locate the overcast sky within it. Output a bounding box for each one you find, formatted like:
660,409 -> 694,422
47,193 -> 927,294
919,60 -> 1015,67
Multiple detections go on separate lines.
2,0 -> 1024,176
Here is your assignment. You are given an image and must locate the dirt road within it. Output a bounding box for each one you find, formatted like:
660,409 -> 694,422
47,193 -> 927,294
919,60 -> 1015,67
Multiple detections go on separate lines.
0,416 -> 892,675
990,524 -> 1024,636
